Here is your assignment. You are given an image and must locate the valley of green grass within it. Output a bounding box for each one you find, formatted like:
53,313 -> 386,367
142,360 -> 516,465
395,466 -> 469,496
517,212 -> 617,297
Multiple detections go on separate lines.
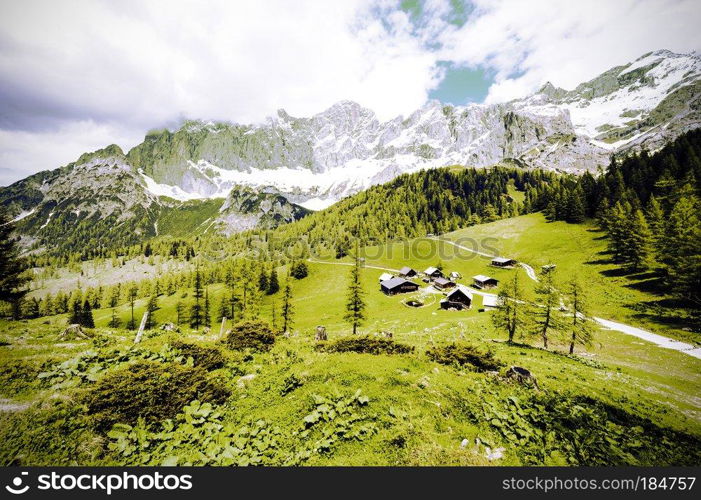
1,213 -> 700,466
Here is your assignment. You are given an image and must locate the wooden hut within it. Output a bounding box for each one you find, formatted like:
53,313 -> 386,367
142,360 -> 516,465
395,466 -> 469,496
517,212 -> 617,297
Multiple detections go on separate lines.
423,266 -> 443,278
398,266 -> 417,278
491,257 -> 517,267
433,277 -> 456,290
440,287 -> 473,310
381,277 -> 420,296
473,274 -> 499,289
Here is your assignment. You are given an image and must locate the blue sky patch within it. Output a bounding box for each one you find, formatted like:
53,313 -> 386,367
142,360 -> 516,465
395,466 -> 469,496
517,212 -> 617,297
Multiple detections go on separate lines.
429,62 -> 495,105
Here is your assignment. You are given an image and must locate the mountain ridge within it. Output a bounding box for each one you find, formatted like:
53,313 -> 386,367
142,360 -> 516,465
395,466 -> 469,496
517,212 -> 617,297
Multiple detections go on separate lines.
1,49 -> 700,251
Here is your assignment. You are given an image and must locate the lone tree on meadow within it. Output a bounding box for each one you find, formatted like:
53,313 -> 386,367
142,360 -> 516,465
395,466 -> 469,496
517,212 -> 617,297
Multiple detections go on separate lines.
530,268 -> 562,349
565,275 -> 594,354
190,266 -> 204,330
492,269 -> 527,343
267,269 -> 280,295
344,244 -> 366,335
281,276 -> 294,334
127,286 -> 138,330
0,207 -> 29,319
203,287 -> 211,328
108,308 -> 121,329
144,295 -> 159,329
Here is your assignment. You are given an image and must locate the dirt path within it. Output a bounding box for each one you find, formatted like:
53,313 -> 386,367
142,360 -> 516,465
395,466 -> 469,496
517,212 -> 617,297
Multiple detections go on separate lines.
594,317 -> 701,360
307,258 -> 701,360
428,236 -> 539,282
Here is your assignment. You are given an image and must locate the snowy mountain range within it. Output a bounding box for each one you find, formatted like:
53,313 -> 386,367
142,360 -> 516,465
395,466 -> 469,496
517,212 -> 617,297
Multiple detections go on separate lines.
1,49 -> 700,248
130,49 -> 701,209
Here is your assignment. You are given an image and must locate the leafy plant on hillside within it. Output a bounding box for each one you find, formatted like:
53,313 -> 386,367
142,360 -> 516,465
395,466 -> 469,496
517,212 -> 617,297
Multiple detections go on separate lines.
108,401 -> 282,466
170,341 -> 226,371
448,383 -> 701,466
222,320 -> 276,352
83,361 -> 230,430
37,345 -> 190,388
290,390 -> 377,463
426,342 -> 502,371
107,390 -> 378,466
315,335 -> 414,355
0,360 -> 44,396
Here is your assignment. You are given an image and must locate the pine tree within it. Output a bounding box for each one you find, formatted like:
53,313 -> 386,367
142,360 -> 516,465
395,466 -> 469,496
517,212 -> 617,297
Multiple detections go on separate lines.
267,269 -> 280,295
492,269 -> 527,343
565,276 -> 594,354
108,308 -> 121,329
281,278 -> 294,334
68,300 -> 82,325
144,295 -> 159,329
290,261 -> 308,279
228,292 -> 240,323
217,296 -> 229,322
81,299 -> 95,328
344,244 -> 366,334
258,269 -> 269,292
626,209 -> 654,272
0,208 -> 30,319
530,269 -> 562,349
665,195 -> 701,305
271,300 -> 278,331
203,287 -> 211,328
127,286 -> 137,330
190,266 -> 204,330
176,301 -> 186,326
645,194 -> 665,258
565,188 -> 586,223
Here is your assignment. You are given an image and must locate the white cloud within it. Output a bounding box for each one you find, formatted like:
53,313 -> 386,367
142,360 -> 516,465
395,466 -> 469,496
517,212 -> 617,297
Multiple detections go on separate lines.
0,121 -> 143,185
438,0 -> 701,103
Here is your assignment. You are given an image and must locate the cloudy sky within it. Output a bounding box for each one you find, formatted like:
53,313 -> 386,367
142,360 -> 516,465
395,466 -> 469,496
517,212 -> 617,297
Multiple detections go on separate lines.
1,0 -> 700,185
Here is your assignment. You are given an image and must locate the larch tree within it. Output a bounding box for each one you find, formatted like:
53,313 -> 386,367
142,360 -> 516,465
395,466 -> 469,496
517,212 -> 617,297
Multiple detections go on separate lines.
565,276 -> 594,354
190,266 -> 204,330
530,269 -> 562,349
492,269 -> 527,343
144,295 -> 159,329
281,277 -> 294,334
108,308 -> 121,329
267,268 -> 280,295
203,287 -> 211,328
344,243 -> 366,335
0,207 -> 30,319
625,209 -> 655,272
127,286 -> 138,330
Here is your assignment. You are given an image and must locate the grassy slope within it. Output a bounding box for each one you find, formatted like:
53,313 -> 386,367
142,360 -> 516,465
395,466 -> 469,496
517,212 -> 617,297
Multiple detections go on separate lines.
2,213 -> 700,465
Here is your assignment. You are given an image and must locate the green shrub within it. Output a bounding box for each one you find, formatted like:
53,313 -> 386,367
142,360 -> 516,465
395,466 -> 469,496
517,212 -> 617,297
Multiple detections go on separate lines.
83,361 -> 230,431
222,320 -> 276,352
0,400 -> 96,466
0,360 -> 43,396
170,341 -> 225,371
426,342 -> 502,371
315,335 -> 414,355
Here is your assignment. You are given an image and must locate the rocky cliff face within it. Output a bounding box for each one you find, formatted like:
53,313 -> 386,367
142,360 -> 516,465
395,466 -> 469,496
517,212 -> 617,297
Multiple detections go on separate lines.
215,185 -> 310,235
123,50 -> 700,209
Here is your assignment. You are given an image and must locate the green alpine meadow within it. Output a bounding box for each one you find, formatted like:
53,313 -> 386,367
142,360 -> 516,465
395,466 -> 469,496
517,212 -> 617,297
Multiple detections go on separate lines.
1,1 -> 700,471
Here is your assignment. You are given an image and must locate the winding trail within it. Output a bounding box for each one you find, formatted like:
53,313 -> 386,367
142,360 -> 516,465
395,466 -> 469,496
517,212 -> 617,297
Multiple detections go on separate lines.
428,236 -> 539,282
307,255 -> 701,360
593,317 -> 701,360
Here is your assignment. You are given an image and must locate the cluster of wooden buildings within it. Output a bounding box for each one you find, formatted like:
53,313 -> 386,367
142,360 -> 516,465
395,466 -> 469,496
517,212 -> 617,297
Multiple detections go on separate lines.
377,255 -> 519,312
